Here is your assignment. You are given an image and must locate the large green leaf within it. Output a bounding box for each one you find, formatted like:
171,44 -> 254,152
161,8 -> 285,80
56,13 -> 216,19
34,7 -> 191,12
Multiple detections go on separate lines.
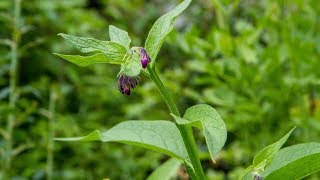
171,104 -> 227,160
145,0 -> 191,65
239,127 -> 295,179
147,158 -> 181,180
262,143 -> 320,179
58,33 -> 126,62
55,120 -> 189,163
54,53 -> 122,67
109,25 -> 131,49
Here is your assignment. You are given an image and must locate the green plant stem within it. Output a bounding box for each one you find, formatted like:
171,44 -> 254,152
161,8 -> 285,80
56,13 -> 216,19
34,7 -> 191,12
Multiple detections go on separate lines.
47,87 -> 57,180
147,66 -> 206,180
4,0 -> 21,178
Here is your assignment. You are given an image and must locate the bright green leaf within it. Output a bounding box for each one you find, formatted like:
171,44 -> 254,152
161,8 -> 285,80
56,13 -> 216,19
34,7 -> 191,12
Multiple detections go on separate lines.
147,158 -> 181,180
58,33 -> 127,62
253,127 -> 295,166
55,120 -> 189,163
145,0 -> 191,65
239,127 -> 295,179
109,25 -> 131,49
262,143 -> 320,179
54,53 -> 122,67
171,104 -> 227,160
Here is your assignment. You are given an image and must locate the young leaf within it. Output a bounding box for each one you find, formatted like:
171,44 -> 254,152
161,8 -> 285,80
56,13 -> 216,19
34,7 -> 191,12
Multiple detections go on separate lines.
147,158 -> 181,180
54,53 -> 123,67
262,143 -> 320,179
55,120 -> 189,162
109,25 -> 131,49
253,127 -> 295,166
171,104 -> 227,160
58,33 -> 126,62
145,0 -> 191,65
239,127 -> 295,179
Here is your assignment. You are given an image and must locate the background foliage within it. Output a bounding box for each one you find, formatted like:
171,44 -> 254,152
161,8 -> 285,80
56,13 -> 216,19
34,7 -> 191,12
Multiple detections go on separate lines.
0,0 -> 320,179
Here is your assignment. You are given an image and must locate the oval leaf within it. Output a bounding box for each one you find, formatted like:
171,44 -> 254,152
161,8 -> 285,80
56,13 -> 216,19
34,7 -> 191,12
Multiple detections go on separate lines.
262,143 -> 320,179
109,25 -> 131,49
55,120 -> 189,162
171,104 -> 227,160
58,33 -> 126,62
145,0 -> 191,65
54,53 -> 122,67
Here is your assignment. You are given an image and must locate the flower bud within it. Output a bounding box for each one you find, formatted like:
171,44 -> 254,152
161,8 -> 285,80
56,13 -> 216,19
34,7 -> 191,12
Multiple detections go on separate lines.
118,74 -> 140,95
140,48 -> 151,68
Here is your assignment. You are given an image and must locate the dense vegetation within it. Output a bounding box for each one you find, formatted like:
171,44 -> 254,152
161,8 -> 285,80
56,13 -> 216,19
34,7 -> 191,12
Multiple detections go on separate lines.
1,0 -> 320,179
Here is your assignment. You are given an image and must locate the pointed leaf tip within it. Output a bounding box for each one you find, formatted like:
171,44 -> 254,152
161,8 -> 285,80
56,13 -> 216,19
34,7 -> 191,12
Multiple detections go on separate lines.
145,0 -> 192,66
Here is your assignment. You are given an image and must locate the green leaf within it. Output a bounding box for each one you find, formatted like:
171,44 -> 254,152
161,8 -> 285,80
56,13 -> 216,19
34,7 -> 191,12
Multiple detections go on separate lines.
54,53 -> 122,67
147,158 -> 181,180
58,33 -> 126,62
253,127 -> 295,167
262,143 -> 320,179
145,0 -> 191,65
109,25 -> 131,49
239,127 -> 295,179
55,120 -> 189,163
171,104 -> 227,160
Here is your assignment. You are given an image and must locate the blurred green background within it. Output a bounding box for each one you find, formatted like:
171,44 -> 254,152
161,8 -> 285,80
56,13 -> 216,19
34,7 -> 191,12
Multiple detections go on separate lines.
1,0 -> 320,179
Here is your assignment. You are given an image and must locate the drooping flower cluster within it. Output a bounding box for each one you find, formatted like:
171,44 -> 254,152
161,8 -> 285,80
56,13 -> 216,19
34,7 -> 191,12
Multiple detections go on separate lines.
117,47 -> 150,95
118,75 -> 140,95
139,48 -> 151,68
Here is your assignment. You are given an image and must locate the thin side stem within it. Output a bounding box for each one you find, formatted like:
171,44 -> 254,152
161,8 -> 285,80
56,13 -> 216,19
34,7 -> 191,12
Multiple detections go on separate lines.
147,66 -> 206,180
46,87 -> 57,180
4,0 -> 21,178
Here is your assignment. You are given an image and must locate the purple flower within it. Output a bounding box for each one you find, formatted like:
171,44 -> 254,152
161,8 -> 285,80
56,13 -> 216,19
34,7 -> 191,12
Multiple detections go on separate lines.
140,48 -> 151,68
118,74 -> 140,95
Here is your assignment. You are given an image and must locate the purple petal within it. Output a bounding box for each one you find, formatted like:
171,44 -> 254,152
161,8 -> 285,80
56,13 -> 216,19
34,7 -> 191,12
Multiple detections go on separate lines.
124,88 -> 130,95
140,48 -> 151,68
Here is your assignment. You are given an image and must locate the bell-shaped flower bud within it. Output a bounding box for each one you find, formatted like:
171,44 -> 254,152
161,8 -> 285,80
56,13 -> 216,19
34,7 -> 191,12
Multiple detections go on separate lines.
118,74 -> 140,95
140,48 -> 151,68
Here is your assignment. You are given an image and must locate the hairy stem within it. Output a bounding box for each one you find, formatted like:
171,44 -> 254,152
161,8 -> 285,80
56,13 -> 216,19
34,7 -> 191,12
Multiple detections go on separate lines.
4,0 -> 21,178
147,66 -> 206,180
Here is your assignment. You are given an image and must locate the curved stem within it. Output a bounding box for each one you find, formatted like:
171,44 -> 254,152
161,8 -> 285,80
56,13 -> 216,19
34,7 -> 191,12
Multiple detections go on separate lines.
147,66 -> 206,180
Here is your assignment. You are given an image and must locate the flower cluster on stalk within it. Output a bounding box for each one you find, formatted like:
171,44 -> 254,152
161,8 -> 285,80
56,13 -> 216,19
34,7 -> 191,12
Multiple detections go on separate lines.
117,47 -> 150,95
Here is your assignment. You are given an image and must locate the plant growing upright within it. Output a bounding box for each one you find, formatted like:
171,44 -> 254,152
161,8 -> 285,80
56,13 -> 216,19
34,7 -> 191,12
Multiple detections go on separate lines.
54,0 -> 320,179
54,0 -> 227,179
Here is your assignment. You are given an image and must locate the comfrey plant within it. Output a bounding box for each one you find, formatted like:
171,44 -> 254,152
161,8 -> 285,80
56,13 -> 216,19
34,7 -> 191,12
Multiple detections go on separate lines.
54,1 -> 225,179
54,0 -> 320,179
